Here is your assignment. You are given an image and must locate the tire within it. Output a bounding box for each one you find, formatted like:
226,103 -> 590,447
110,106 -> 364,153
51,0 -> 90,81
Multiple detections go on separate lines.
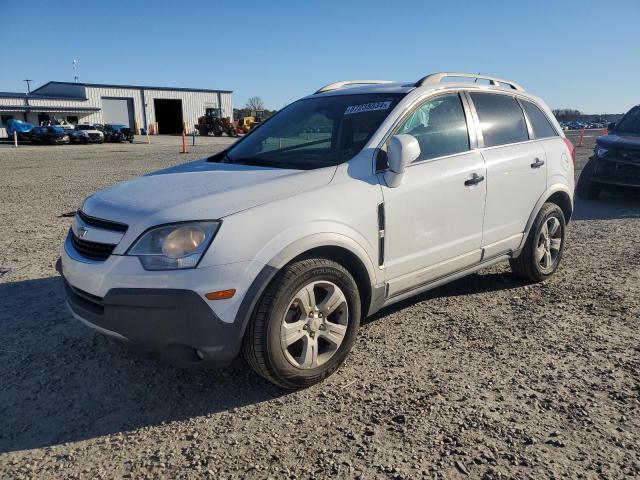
576,158 -> 602,200
243,258 -> 361,389
509,202 -> 566,282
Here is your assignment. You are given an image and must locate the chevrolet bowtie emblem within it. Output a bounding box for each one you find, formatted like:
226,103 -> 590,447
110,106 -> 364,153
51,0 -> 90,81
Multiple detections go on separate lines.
78,226 -> 88,238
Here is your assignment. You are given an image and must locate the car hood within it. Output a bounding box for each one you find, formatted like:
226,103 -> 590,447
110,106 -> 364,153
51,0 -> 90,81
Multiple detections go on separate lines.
597,133 -> 640,152
82,159 -> 336,226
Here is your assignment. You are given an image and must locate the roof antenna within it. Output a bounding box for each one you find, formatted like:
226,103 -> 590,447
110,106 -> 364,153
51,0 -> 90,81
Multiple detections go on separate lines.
73,59 -> 79,83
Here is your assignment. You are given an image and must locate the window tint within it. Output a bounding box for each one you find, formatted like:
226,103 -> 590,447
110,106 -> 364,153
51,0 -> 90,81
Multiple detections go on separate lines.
227,93 -> 403,169
470,93 -> 529,147
617,106 -> 640,134
521,100 -> 557,138
396,93 -> 469,161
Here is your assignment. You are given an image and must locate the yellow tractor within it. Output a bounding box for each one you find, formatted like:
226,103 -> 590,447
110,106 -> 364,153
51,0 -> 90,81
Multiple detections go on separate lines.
236,109 -> 265,134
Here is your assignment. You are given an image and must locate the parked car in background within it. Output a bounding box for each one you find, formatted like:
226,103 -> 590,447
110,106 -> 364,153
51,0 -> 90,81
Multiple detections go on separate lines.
60,72 -> 575,389
28,126 -> 70,145
104,124 -> 134,143
5,119 -> 34,141
70,124 -> 105,144
577,105 -> 640,199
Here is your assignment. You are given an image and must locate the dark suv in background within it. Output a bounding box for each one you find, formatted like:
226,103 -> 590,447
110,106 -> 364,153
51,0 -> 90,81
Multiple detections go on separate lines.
104,124 -> 134,143
577,105 -> 640,199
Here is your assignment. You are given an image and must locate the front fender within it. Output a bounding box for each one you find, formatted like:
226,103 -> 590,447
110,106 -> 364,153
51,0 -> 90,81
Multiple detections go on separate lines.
265,231 -> 378,287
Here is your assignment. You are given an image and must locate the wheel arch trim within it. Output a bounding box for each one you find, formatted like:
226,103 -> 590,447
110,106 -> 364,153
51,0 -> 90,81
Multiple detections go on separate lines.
518,184 -> 573,252
233,234 -> 379,349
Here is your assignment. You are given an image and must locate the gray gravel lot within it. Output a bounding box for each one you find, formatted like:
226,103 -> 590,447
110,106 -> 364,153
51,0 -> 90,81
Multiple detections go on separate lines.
0,132 -> 639,479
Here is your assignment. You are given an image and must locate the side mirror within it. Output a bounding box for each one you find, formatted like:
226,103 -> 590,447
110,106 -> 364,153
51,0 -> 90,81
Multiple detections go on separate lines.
607,122 -> 616,132
384,134 -> 421,188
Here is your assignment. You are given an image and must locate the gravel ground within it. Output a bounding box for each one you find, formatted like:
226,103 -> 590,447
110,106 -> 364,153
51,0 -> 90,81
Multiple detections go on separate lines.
0,132 -> 638,479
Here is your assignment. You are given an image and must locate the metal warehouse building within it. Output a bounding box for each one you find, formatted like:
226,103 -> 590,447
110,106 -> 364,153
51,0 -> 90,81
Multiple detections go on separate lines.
0,81 -> 233,137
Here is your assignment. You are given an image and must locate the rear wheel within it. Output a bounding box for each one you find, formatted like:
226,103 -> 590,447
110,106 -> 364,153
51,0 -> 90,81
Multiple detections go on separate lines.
576,158 -> 602,200
510,203 -> 566,282
243,258 -> 361,389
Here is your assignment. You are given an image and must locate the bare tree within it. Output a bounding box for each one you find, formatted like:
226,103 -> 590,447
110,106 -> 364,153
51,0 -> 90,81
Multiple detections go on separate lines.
245,96 -> 265,111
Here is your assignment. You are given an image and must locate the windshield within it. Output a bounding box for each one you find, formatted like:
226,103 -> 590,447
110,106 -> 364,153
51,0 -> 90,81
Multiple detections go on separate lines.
76,125 -> 93,130
617,106 -> 640,135
224,93 -> 403,169
46,126 -> 65,133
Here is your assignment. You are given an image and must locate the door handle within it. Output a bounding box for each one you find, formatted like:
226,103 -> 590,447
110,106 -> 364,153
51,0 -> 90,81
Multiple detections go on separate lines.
531,158 -> 545,168
464,173 -> 485,186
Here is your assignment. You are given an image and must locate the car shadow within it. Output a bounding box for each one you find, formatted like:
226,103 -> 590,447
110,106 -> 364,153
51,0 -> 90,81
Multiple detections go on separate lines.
0,276 -> 285,454
365,269 -> 527,324
572,191 -> 640,221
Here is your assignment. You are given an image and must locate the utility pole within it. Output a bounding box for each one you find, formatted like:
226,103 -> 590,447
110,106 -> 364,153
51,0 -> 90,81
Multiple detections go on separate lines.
23,79 -> 32,95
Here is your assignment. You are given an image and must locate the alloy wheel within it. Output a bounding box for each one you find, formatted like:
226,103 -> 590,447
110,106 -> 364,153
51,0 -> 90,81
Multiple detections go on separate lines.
536,216 -> 562,273
280,281 -> 349,369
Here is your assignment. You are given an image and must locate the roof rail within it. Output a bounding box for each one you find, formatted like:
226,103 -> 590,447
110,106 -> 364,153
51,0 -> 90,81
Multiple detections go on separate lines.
314,80 -> 393,94
414,72 -> 525,92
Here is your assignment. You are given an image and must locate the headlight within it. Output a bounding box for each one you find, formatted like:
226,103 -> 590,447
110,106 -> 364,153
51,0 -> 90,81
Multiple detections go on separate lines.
596,146 -> 608,157
127,221 -> 220,270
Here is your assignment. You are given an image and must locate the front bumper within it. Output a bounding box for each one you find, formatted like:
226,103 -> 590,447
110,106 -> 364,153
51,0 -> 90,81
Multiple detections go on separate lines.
590,155 -> 640,188
59,234 -> 268,366
63,278 -> 241,365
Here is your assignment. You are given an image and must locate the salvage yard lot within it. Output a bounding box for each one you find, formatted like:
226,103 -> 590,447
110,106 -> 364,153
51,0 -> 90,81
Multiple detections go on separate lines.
0,132 -> 639,479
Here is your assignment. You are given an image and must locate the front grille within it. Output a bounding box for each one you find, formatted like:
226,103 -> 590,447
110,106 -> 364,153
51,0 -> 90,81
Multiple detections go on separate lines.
597,159 -> 640,184
71,234 -> 116,261
609,149 -> 640,164
88,133 -> 101,140
77,210 -> 128,232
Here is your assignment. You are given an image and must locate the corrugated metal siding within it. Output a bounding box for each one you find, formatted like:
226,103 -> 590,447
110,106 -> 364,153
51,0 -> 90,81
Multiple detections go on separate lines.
144,89 -> 232,133
0,85 -> 233,137
0,97 -> 26,106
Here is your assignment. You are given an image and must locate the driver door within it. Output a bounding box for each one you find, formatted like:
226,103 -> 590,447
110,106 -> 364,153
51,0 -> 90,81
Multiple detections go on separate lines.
380,92 -> 487,297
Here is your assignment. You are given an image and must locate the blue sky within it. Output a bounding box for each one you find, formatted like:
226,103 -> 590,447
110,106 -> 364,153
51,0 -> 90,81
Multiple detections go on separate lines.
1,0 -> 638,113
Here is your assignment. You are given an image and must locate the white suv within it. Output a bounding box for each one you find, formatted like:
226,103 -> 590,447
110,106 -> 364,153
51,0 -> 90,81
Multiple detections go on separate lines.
59,72 -> 575,389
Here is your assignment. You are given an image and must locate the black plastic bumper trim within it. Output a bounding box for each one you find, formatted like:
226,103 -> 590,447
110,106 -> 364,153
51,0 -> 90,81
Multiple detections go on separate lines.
64,280 -> 242,366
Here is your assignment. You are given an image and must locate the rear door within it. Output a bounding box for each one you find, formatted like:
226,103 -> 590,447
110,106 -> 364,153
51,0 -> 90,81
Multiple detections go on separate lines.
467,92 -> 547,256
519,98 -> 572,192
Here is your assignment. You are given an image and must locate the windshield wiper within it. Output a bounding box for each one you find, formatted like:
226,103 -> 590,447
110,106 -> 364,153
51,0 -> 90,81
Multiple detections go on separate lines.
230,157 -> 293,168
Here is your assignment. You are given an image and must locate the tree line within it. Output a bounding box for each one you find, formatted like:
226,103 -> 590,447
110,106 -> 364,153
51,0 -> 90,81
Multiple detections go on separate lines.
233,96 -> 276,121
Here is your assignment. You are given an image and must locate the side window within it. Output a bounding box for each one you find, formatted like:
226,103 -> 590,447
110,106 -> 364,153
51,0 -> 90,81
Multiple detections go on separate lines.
470,93 -> 529,147
396,93 -> 469,162
521,100 -> 558,139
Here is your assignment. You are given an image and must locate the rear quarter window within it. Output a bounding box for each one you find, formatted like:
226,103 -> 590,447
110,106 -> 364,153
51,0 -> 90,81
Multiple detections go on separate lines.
521,99 -> 558,139
470,93 -> 529,147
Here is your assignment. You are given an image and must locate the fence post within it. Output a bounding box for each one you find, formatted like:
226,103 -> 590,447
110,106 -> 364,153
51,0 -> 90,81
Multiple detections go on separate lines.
14,131 -> 18,148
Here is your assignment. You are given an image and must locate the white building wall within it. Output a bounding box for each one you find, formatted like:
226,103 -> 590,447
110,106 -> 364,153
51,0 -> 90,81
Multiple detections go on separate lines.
143,89 -> 232,133
1,84 -> 232,137
82,86 -> 145,128
0,97 -> 26,106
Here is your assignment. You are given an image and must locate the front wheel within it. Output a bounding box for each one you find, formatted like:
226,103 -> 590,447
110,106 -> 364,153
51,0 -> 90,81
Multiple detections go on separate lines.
509,202 -> 566,282
243,258 -> 361,389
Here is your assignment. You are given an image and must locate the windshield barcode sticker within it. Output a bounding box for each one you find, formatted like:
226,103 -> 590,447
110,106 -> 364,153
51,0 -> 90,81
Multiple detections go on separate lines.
344,101 -> 392,115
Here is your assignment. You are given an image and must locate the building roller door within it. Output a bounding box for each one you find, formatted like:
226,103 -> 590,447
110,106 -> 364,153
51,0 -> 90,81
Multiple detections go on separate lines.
102,97 -> 134,128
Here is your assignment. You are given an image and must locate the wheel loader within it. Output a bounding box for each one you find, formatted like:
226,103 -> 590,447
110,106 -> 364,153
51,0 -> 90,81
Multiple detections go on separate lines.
236,109 -> 265,134
195,109 -> 238,137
